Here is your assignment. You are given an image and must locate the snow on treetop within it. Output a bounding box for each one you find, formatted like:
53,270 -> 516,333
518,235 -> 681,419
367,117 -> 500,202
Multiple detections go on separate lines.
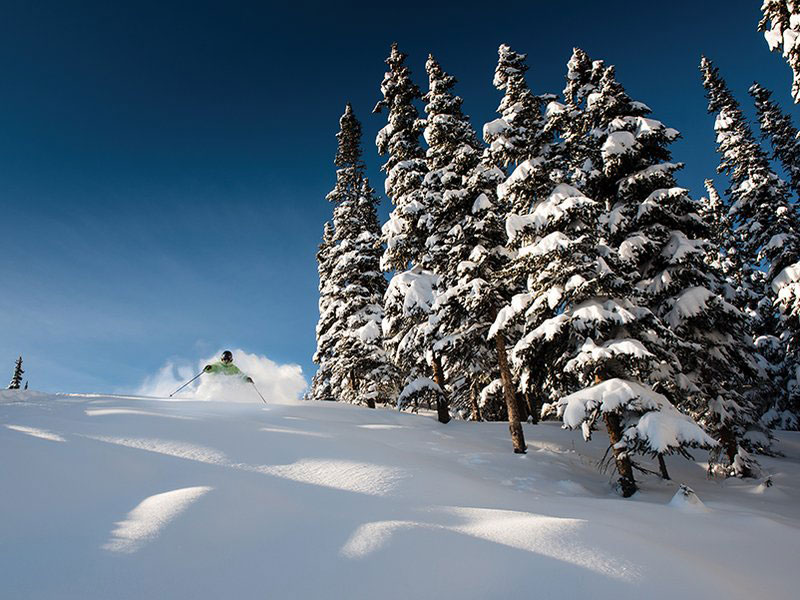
518,231 -> 581,258
505,184 -> 596,243
564,338 -> 654,374
545,101 -> 566,118
627,408 -> 717,454
397,377 -> 442,403
601,131 -> 640,158
559,379 -> 664,429
558,378 -> 716,453
660,230 -> 705,264
483,118 -> 509,139
384,268 -> 438,316
664,286 -> 714,328
488,292 -> 533,339
472,193 -> 493,213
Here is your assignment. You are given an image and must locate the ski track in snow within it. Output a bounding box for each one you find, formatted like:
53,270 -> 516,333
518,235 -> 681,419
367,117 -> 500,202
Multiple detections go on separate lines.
5,424 -> 66,442
103,486 -> 212,553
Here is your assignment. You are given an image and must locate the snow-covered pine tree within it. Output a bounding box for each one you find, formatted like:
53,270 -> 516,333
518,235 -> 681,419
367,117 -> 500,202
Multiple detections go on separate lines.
702,57 -> 800,430
500,182 -> 714,496
420,54 -> 530,440
374,42 -> 429,273
483,44 -> 551,177
8,356 -> 24,390
751,82 -> 800,196
322,104 -> 397,408
759,1 -> 800,103
308,222 -> 341,402
417,54 -> 491,424
698,179 -> 763,329
373,43 -> 442,415
576,62 -> 763,476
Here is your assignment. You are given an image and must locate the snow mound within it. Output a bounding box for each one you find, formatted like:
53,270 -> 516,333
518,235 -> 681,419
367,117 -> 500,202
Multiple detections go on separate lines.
669,485 -> 708,512
103,486 -> 212,553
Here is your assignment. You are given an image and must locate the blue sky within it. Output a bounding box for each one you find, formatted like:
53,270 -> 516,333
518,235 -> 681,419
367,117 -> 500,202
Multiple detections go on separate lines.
0,0 -> 794,393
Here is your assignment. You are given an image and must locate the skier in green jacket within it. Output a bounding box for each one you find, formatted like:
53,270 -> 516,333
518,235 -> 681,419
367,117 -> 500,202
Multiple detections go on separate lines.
203,350 -> 254,383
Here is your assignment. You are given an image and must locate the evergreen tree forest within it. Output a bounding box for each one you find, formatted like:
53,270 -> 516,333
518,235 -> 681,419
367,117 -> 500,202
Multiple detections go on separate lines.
309,6 -> 800,496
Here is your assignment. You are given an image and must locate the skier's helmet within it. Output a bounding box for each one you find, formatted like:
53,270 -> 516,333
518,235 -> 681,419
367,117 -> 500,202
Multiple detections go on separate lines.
221,350 -> 233,363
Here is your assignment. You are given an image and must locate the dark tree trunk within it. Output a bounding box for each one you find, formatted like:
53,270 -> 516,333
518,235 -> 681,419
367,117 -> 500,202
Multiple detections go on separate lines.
514,391 -> 529,422
431,352 -> 450,424
525,391 -> 539,424
495,334 -> 527,454
469,380 -> 482,422
603,411 -> 637,497
720,425 -> 738,465
657,454 -> 670,480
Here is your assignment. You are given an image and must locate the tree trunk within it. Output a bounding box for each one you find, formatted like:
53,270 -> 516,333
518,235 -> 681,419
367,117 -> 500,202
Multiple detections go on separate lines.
603,411 -> 637,497
495,334 -> 527,454
657,454 -> 670,480
469,380 -> 482,422
719,425 -> 738,465
431,352 -> 451,424
515,391 -> 529,422
525,391 -> 539,424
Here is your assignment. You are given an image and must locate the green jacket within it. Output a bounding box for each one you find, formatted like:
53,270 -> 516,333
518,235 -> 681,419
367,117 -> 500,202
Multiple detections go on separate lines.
204,362 -> 250,381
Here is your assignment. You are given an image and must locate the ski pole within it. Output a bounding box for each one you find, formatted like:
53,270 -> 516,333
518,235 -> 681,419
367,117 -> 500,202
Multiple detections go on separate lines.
169,371 -> 204,397
251,382 -> 267,404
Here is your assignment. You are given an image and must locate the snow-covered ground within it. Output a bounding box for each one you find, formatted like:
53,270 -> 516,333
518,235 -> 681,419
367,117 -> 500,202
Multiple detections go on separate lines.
1,390 -> 797,599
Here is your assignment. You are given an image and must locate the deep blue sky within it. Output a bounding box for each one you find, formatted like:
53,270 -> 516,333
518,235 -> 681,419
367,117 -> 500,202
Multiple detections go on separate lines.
0,0 -> 794,393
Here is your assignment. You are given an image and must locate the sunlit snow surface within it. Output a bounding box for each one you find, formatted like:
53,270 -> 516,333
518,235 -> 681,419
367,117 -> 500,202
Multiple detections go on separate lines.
1,389 -> 798,599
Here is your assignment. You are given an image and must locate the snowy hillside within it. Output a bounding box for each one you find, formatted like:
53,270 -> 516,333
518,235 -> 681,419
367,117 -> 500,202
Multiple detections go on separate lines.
1,390 -> 798,599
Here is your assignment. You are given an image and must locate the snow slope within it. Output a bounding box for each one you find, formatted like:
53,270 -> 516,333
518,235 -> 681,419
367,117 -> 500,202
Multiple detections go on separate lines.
1,390 -> 798,599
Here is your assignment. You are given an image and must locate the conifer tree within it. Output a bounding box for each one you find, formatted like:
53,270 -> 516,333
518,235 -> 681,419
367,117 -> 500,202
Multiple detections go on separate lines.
702,56 -> 800,430
566,57 -> 763,476
310,105 -> 397,407
374,43 -> 429,272
417,55 -> 528,439
484,44 -> 550,175
418,55 -> 487,423
750,82 -> 800,196
8,356 -> 24,390
373,43 -> 441,414
309,222 -> 340,402
759,1 -> 800,103
328,105 -> 397,407
501,182 -> 714,495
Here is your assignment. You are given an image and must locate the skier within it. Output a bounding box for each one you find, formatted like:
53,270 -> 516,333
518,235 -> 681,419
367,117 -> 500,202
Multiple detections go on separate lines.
170,350 -> 266,403
203,350 -> 254,383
